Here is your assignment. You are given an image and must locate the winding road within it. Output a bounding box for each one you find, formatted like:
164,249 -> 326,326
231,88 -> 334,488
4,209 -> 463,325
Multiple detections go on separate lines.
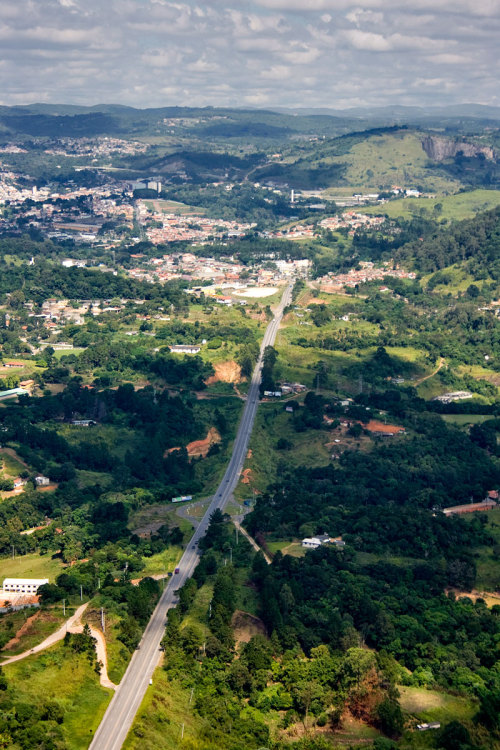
89,282 -> 293,750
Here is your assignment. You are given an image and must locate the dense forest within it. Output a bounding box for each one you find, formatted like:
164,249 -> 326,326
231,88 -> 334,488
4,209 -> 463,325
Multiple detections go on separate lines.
343,205 -> 500,278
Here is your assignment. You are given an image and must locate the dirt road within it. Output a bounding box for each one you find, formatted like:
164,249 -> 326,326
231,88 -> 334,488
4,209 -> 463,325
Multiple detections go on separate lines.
1,602 -> 116,689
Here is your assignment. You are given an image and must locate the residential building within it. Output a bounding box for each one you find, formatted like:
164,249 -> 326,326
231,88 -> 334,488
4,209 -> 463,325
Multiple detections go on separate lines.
35,475 -> 51,486
302,534 -> 332,549
3,578 -> 49,594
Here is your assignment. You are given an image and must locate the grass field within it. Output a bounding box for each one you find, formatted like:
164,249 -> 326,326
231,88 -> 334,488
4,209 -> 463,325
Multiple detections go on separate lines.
267,540 -> 305,558
58,423 -> 141,462
140,547 -> 184,577
0,606 -> 73,658
421,262 -> 493,294
129,504 -> 194,540
53,347 -> 85,360
356,188 -> 500,221
465,507 -> 500,590
3,643 -> 111,749
276,330 -> 428,398
238,403 -> 331,496
76,469 -> 115,489
398,685 -> 476,724
0,551 -> 64,580
123,667 -> 207,750
143,198 -> 206,216
441,414 -> 493,426
0,448 -> 28,475
181,582 -> 213,634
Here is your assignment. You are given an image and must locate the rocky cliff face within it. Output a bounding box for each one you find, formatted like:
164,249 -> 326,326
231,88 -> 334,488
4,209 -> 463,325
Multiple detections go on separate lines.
421,135 -> 495,162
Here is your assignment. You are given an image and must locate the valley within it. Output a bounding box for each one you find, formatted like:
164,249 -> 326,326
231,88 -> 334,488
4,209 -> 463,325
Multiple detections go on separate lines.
0,104 -> 500,750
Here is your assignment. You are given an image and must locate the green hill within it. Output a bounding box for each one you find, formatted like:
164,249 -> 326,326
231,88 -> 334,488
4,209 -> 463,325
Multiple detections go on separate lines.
357,188 -> 500,221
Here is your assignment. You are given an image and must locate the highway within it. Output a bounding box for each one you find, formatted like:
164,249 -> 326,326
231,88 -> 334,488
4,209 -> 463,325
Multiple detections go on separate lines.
89,282 -> 293,750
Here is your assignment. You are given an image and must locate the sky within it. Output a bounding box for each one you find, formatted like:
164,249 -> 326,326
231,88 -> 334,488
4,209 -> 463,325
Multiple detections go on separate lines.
0,0 -> 499,109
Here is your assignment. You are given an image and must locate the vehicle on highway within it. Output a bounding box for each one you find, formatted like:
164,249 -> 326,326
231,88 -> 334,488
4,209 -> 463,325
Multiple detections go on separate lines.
174,567 -> 180,574
167,571 -> 173,577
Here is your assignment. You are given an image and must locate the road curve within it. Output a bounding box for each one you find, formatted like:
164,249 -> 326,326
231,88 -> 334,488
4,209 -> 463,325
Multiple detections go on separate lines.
0,602 -> 89,666
89,282 -> 293,750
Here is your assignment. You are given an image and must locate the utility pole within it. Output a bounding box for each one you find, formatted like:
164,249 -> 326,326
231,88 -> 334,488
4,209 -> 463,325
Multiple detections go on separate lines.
80,585 -> 83,602
101,608 -> 105,633
181,724 -> 185,740
63,599 -> 66,617
235,526 -> 239,545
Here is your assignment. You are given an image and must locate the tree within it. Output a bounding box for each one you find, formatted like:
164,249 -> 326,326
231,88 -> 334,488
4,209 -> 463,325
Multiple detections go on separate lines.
292,680 -> 326,728
375,698 -> 404,738
438,720 -> 472,750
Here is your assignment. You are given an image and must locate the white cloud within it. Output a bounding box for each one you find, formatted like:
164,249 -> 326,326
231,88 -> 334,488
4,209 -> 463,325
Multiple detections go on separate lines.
259,64 -> 291,80
0,0 -> 496,108
344,29 -> 448,52
426,53 -> 471,64
343,29 -> 391,51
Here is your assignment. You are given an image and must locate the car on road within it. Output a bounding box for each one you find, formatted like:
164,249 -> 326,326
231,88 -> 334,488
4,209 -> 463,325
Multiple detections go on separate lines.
174,567 -> 180,574
167,571 -> 173,577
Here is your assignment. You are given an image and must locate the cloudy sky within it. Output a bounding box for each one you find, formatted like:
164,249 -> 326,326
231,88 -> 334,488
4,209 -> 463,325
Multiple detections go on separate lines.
0,0 -> 499,109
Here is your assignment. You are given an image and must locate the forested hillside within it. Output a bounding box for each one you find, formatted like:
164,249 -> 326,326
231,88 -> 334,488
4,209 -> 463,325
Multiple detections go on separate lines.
395,205 -> 500,274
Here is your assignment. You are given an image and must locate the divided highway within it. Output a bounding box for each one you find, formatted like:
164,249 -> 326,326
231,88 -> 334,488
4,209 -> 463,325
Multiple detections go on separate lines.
89,282 -> 293,750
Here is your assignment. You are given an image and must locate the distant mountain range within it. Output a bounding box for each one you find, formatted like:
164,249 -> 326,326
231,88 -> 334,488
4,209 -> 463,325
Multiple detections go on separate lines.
0,103 -> 499,142
271,103 -> 500,122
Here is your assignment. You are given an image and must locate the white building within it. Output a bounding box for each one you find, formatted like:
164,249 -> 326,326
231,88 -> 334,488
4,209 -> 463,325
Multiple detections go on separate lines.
35,475 -> 51,486
301,535 -> 346,549
3,578 -> 49,594
302,534 -> 332,549
169,344 -> 201,354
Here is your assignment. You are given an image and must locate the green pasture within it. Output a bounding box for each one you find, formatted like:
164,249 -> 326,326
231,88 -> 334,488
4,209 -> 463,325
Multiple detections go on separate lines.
398,685 -> 476,724
140,547 -> 184,577
3,644 -> 111,749
465,508 -> 500,590
238,403 -> 331,496
0,448 -> 28,477
0,606 -> 73,658
357,188 -> 500,221
421,263 -> 493,294
0,552 -> 64,581
441,414 -> 493,426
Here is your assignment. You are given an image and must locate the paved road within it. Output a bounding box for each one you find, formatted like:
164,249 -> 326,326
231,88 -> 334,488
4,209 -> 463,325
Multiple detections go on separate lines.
89,283 -> 293,750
